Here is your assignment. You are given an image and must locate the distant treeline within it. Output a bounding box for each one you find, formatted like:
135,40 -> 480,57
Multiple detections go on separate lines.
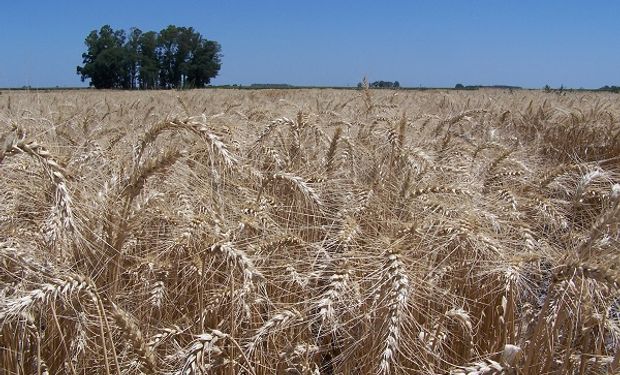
357,80 -> 400,88
77,25 -> 221,89
4,83 -> 619,92
455,83 -> 523,90
249,83 -> 294,88
599,85 -> 620,93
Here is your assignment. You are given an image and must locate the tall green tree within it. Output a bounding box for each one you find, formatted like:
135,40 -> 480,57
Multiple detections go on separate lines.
156,25 -> 222,88
157,25 -> 182,88
77,25 -> 132,89
137,31 -> 159,89
186,40 -> 221,87
125,27 -> 142,89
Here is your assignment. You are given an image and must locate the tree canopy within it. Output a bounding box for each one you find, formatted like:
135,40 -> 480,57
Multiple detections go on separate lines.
77,25 -> 221,89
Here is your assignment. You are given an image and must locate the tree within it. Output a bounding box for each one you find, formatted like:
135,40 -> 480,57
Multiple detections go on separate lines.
77,25 -> 222,89
137,31 -> 159,89
125,28 -> 142,89
84,47 -> 132,89
186,40 -> 222,87
157,25 -> 181,88
455,83 -> 465,89
156,25 -> 221,88
77,25 -> 130,89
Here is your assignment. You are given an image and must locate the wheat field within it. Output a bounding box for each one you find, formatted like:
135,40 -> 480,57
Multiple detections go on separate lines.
0,88 -> 619,374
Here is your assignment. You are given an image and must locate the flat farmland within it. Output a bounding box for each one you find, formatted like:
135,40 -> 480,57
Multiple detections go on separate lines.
1,88 -> 619,374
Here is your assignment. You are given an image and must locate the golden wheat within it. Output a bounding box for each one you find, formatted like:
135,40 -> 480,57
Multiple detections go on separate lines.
0,88 -> 618,374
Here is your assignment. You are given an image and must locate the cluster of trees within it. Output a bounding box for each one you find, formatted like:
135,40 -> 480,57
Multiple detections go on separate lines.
77,25 -> 221,89
357,80 -> 400,88
599,85 -> 620,93
370,80 -> 400,88
455,83 -> 476,90
543,84 -> 564,92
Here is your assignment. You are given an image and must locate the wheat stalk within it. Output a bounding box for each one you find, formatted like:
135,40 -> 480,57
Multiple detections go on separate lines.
111,304 -> 157,374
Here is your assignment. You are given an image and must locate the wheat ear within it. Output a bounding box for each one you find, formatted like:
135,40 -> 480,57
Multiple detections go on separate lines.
269,172 -> 323,205
245,309 -> 301,355
0,275 -> 92,322
3,136 -> 75,235
379,249 -> 409,374
110,304 -> 157,374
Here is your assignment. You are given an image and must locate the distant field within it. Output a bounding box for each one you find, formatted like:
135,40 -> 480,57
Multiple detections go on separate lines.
1,88 -> 619,374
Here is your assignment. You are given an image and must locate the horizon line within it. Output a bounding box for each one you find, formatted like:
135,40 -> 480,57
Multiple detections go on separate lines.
1,84 -> 617,91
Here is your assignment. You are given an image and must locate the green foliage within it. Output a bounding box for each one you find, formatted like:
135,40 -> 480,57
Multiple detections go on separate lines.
357,80 -> 400,88
137,31 -> 159,89
77,25 -> 221,89
599,85 -> 620,93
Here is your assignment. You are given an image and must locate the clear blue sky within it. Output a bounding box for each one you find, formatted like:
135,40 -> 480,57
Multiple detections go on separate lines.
1,1 -> 618,88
